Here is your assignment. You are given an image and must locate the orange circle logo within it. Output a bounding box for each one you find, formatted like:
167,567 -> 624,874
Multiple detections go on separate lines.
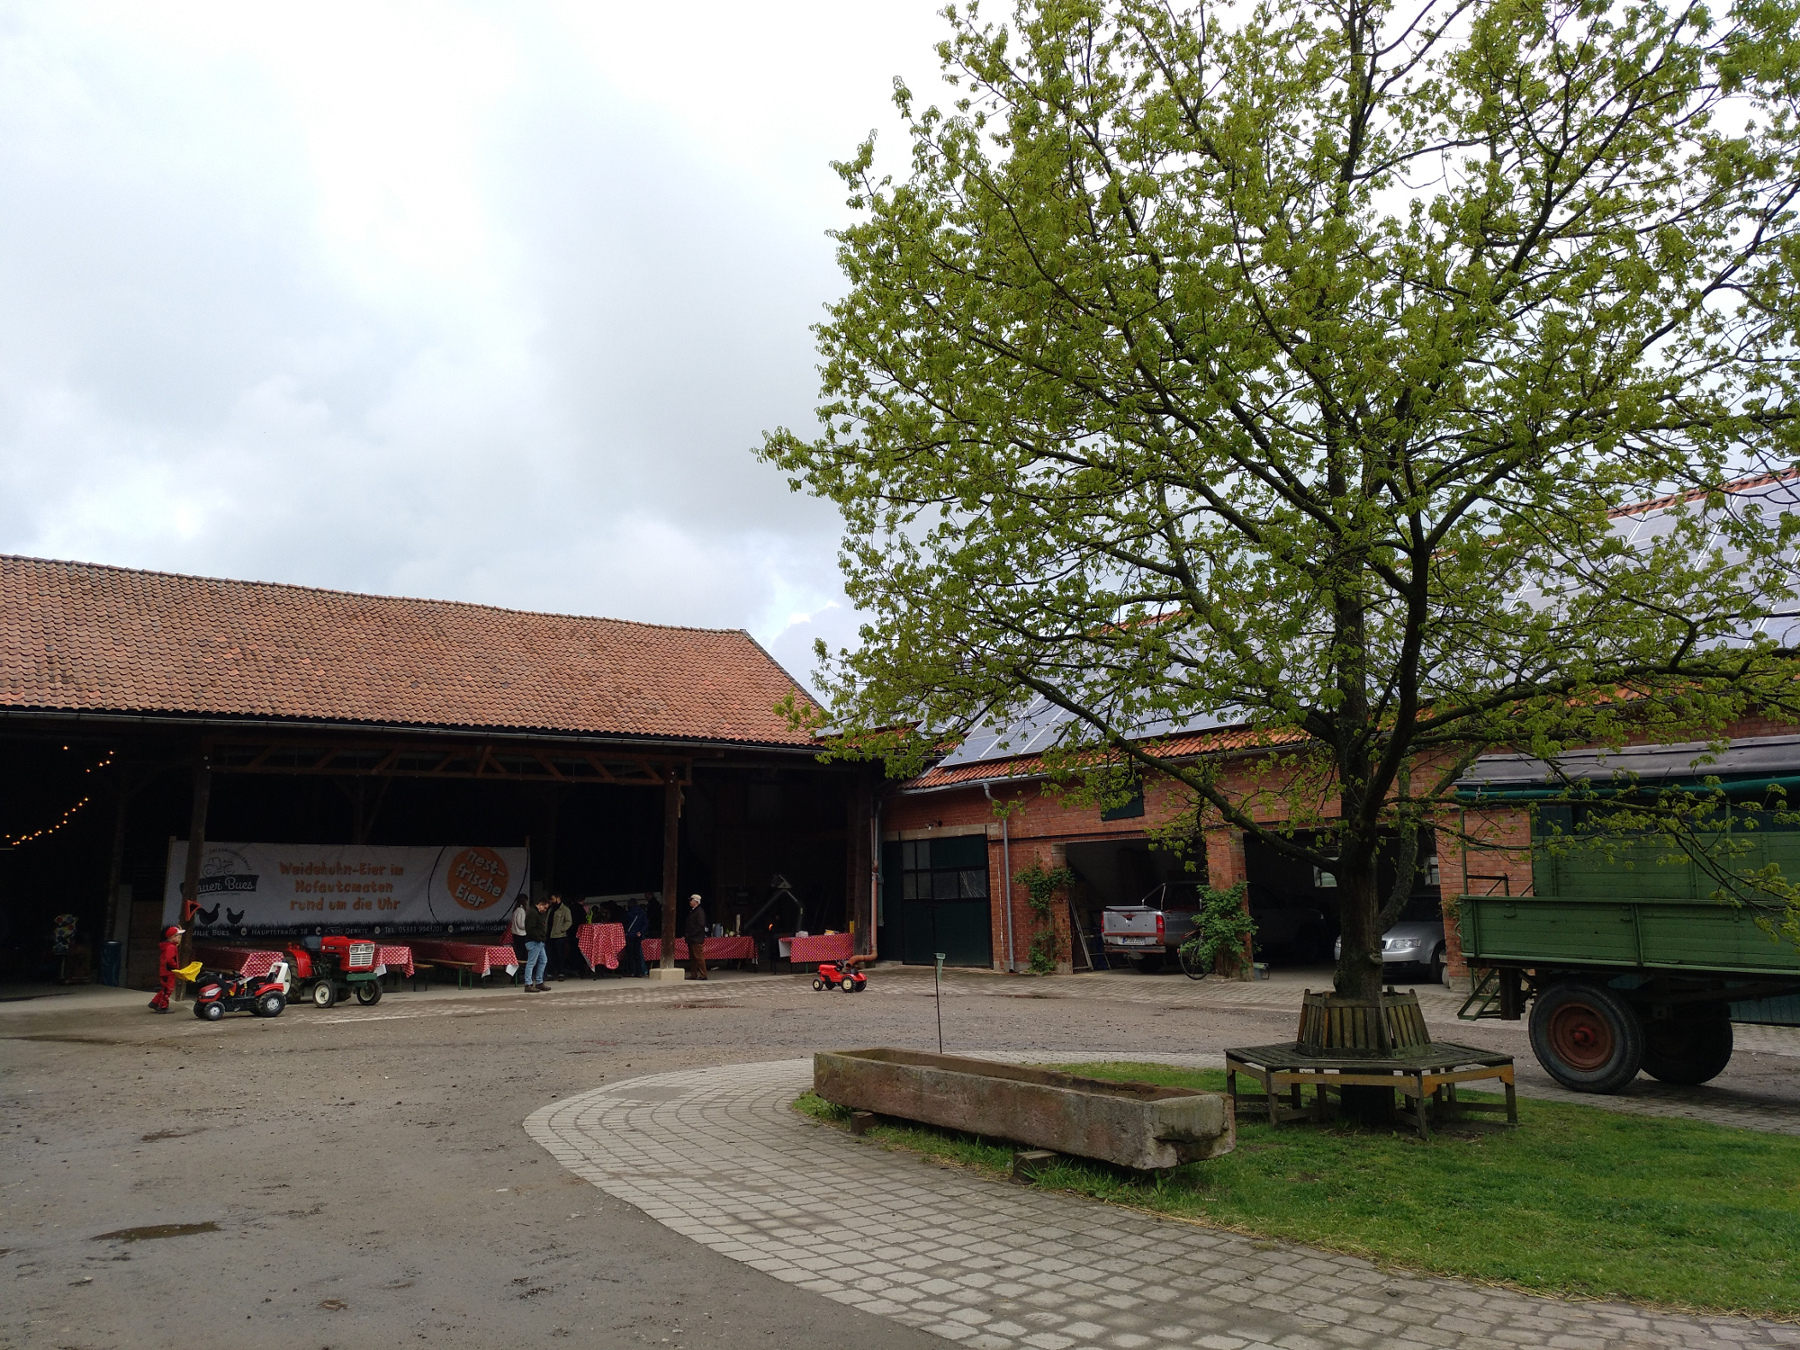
446,847 -> 511,911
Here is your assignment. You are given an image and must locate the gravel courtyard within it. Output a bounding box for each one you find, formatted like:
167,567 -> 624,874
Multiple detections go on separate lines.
4,965 -> 1797,1350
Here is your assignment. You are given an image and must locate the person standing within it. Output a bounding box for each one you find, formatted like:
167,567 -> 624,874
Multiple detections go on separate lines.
623,898 -> 647,977
684,893 -> 709,981
548,892 -> 575,981
509,894 -> 529,968
522,897 -> 553,992
148,924 -> 183,1013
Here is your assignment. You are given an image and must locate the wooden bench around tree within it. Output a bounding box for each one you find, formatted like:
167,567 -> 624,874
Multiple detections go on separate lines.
1225,1041 -> 1517,1140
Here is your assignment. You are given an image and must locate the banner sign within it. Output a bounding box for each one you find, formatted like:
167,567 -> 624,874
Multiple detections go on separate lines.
162,841 -> 530,937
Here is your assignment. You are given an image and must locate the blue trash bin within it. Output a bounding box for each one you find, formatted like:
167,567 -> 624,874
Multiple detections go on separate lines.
99,940 -> 123,987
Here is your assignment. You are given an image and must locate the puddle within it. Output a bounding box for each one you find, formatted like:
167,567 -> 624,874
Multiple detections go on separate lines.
91,1222 -> 220,1243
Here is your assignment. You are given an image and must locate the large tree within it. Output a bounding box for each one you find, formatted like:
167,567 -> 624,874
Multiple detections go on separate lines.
761,0 -> 1800,997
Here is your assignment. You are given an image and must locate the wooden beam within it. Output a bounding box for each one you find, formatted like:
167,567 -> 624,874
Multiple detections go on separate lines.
660,770 -> 681,971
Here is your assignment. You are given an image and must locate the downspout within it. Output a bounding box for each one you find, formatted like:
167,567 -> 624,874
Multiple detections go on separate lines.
984,782 -> 1016,973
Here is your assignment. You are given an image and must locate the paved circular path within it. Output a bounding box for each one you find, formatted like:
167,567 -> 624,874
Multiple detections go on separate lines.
527,1058 -> 1799,1350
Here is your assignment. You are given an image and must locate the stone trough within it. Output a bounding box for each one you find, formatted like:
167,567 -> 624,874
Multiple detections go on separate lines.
813,1047 -> 1234,1171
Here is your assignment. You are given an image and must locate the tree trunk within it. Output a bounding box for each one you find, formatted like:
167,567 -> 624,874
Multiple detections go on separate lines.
1333,852 -> 1383,999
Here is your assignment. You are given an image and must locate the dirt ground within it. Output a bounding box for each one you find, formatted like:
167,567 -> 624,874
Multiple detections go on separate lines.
4,964 -> 1797,1350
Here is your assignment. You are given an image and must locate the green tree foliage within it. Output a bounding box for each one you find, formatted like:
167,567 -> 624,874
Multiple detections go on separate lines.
761,0 -> 1800,997
1178,882 -> 1259,976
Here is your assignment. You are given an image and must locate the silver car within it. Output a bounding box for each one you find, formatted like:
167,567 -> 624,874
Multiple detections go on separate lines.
1334,919 -> 1451,985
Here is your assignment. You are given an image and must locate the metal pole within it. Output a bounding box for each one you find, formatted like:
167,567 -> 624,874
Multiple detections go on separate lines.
934,951 -> 945,1054
984,782 -> 1014,973
659,771 -> 681,971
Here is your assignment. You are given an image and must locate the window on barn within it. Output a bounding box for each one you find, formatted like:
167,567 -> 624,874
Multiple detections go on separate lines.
1101,784 -> 1145,821
899,837 -> 988,902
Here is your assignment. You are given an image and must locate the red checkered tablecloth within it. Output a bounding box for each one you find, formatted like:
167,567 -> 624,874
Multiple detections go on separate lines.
787,933 -> 855,964
407,938 -> 519,978
373,944 -> 414,978
576,923 -> 625,971
193,944 -> 285,978
639,936 -> 756,962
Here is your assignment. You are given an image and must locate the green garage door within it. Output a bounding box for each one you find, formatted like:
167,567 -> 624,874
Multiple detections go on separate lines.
883,836 -> 993,968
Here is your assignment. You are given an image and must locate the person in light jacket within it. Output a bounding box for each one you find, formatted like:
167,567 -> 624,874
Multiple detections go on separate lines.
548,893 -> 576,981
509,895 -> 529,968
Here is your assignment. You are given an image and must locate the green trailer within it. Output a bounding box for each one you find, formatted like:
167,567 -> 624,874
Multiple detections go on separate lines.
1458,818 -> 1800,1093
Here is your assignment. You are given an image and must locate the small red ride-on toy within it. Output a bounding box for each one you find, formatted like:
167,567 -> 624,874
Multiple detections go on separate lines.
192,962 -> 288,1021
812,959 -> 868,993
282,935 -> 382,1009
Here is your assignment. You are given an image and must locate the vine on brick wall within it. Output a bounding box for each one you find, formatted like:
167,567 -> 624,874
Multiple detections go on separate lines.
1014,862 -> 1074,974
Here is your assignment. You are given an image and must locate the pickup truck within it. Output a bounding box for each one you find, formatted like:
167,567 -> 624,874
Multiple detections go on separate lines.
1103,882 -> 1330,973
1459,845 -> 1800,1092
1102,882 -> 1199,973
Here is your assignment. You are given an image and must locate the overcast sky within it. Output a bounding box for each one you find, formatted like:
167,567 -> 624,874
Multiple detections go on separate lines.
0,0 -> 951,691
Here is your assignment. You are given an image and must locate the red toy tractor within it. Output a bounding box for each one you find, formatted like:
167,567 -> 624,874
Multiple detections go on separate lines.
282,936 -> 382,1008
812,959 -> 868,993
193,965 -> 287,1021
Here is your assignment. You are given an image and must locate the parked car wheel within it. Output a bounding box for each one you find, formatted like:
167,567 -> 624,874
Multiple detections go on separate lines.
1429,945 -> 1447,986
1641,1005 -> 1734,1085
355,981 -> 382,1006
1529,980 -> 1643,1093
311,980 -> 337,1009
255,992 -> 285,1018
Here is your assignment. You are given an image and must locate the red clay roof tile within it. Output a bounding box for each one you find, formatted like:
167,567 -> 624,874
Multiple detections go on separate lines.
0,555 -> 816,746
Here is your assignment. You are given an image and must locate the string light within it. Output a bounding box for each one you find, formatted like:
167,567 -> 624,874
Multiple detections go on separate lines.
3,750 -> 115,849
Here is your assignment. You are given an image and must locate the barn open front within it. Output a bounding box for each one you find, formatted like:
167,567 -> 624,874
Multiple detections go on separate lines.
0,557 -> 878,994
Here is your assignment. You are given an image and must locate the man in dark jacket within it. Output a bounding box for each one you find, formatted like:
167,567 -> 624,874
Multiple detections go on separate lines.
623,899 -> 647,977
684,893 -> 709,981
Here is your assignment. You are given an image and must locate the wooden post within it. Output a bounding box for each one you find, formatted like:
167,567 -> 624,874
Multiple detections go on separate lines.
848,772 -> 875,957
657,769 -> 681,974
176,749 -> 211,974
102,768 -> 130,946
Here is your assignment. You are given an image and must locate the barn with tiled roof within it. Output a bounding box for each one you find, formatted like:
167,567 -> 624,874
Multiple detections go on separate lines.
0,557 -> 875,989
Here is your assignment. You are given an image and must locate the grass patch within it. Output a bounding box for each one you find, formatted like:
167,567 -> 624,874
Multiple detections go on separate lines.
794,1062 -> 1800,1317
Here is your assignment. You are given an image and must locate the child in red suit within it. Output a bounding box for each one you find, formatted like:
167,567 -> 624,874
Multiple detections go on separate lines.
148,925 -> 183,1012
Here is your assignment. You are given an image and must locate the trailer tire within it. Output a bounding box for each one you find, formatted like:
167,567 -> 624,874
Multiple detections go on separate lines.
1530,981 -> 1643,1093
355,982 -> 382,1006
1641,1006 -> 1733,1085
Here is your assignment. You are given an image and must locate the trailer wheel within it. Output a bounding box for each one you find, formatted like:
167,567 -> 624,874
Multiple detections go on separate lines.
256,992 -> 285,1018
311,980 -> 337,1009
355,982 -> 382,1006
1530,981 -> 1643,1093
1641,1006 -> 1733,1085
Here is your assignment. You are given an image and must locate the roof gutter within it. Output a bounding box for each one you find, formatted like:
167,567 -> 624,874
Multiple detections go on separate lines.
0,707 -> 826,759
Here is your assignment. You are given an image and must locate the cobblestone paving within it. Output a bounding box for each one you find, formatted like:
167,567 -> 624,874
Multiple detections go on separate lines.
528,1059 -> 1800,1350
